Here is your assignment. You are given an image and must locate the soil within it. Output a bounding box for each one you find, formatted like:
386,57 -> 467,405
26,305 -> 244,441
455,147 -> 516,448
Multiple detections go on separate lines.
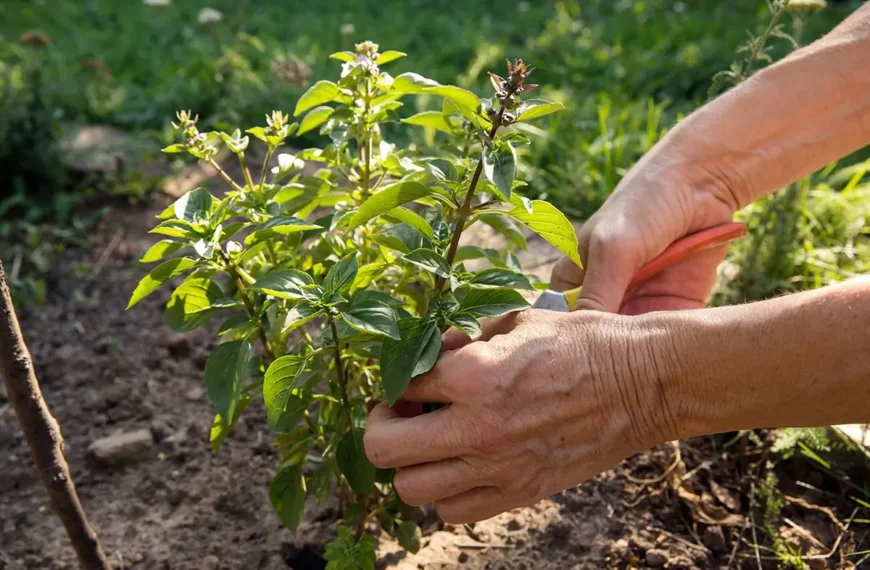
1,155 -> 867,570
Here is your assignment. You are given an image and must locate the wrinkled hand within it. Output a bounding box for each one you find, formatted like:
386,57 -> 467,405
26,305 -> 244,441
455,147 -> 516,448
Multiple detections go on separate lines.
550,153 -> 738,315
364,309 -> 675,524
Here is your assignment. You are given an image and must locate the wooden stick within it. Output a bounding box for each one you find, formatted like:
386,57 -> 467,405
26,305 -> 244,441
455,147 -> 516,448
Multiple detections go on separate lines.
0,261 -> 110,570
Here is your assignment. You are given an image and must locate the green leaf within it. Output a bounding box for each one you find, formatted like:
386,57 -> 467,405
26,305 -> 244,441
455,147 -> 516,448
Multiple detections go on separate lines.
165,274 -> 234,332
350,262 -> 385,293
264,355 -> 312,432
294,80 -> 341,116
298,105 -> 335,136
469,268 -> 534,290
506,200 -> 583,268
482,143 -> 517,200
375,50 -> 407,64
385,207 -> 434,240
392,72 -> 440,93
139,240 -> 184,263
173,188 -> 215,223
245,216 -> 322,247
161,143 -> 186,153
149,219 -> 202,239
459,288 -> 530,317
269,465 -> 306,531
252,269 -> 318,301
204,340 -> 250,421
477,213 -> 528,250
324,252 -> 359,295
209,395 -> 253,453
402,248 -> 450,277
515,99 -> 566,122
324,527 -> 377,570
127,257 -> 196,309
347,181 -> 431,229
372,223 -> 430,254
447,312 -> 481,340
336,428 -> 376,497
381,318 -> 441,405
281,302 -> 322,334
424,85 -> 481,116
397,521 -> 422,554
330,51 -> 356,62
341,299 -> 400,340
401,111 -> 454,135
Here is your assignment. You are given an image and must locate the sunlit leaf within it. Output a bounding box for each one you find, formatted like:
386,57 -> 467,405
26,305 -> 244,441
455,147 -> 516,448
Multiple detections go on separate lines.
264,355 -> 312,432
515,99 -> 566,122
505,200 -> 583,268
347,181 -> 431,229
294,80 -> 341,116
127,257 -> 197,309
459,288 -> 529,317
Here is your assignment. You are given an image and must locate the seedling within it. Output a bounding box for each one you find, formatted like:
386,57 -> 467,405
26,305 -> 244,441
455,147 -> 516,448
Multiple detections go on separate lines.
129,41 -> 580,566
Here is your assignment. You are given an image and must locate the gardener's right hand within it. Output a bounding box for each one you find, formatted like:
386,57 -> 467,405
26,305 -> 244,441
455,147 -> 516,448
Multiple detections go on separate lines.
549,147 -> 740,315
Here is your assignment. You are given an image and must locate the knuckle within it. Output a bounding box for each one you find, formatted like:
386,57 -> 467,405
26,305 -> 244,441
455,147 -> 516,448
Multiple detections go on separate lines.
391,470 -> 423,506
363,431 -> 390,468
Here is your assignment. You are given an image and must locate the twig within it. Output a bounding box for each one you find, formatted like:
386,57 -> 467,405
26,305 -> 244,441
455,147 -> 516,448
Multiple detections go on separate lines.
0,261 -> 111,570
87,229 -> 124,280
626,442 -> 682,485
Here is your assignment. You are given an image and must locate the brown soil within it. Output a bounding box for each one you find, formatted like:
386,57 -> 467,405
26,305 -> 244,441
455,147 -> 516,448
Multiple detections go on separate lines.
1,160 -> 867,570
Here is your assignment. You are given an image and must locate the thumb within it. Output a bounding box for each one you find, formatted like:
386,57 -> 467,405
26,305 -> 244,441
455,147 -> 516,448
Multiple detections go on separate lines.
572,233 -> 639,313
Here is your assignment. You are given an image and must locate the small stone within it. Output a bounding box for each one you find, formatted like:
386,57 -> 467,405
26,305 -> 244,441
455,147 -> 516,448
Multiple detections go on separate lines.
458,552 -> 469,563
200,554 -> 220,570
612,539 -> 632,562
664,554 -> 693,569
702,525 -> 727,553
185,386 -> 205,401
645,549 -> 669,567
88,429 -> 153,465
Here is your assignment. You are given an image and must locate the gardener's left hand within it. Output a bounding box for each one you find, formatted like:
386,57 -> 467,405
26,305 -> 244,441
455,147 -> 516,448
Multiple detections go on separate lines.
363,308 -> 677,524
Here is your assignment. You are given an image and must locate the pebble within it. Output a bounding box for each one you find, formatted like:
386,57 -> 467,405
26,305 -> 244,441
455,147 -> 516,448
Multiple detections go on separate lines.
645,548 -> 669,567
702,525 -> 727,553
186,386 -> 205,401
611,539 -> 632,562
88,428 -> 153,465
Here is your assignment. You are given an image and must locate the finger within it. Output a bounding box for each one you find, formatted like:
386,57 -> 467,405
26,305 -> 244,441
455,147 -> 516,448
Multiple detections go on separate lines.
574,230 -> 640,313
400,350 -> 461,404
364,402 -> 461,468
434,486 -> 519,525
441,327 -> 471,352
393,458 -> 486,506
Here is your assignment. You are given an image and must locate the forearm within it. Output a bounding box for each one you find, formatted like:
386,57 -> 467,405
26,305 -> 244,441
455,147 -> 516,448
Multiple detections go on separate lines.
666,4 -> 870,210
651,275 -> 870,439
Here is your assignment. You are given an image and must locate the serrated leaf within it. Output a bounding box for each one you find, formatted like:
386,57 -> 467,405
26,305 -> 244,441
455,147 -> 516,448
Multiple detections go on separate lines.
336,428 -> 376,497
515,99 -> 566,122
139,240 -> 184,263
381,318 -> 441,405
384,207 -> 434,240
397,521 -> 422,554
375,50 -> 406,64
269,465 -> 306,531
127,257 -> 197,309
204,340 -> 250,421
324,252 -> 358,295
341,299 -> 400,340
447,312 -> 481,340
347,181 -> 431,229
330,51 -> 356,62
459,288 -> 530,317
401,111 -> 454,135
298,105 -> 335,136
165,274 -> 236,332
469,268 -> 534,290
252,269 -> 317,300
294,80 -> 341,116
506,200 -> 582,268
482,143 -> 516,200
173,188 -> 215,222
264,355 -> 312,432
402,248 -> 450,277
245,216 -> 322,246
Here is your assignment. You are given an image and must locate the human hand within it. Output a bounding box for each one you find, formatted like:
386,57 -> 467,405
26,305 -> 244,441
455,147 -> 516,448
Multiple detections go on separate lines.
363,309 -> 678,524
550,148 -> 740,315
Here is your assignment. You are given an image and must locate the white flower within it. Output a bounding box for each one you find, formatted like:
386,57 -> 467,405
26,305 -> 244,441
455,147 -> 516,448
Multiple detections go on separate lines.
197,7 -> 223,24
271,153 -> 305,175
379,140 -> 396,162
143,0 -> 171,5
340,23 -> 355,37
194,238 -> 215,259
226,241 -> 242,254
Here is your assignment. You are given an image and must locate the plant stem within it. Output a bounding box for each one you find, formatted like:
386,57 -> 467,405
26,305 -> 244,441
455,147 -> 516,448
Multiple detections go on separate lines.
207,158 -> 246,193
435,110 -> 507,292
329,319 -> 354,431
219,250 -> 276,360
238,152 -> 257,191
744,1 -> 789,79
0,262 -> 111,570
258,145 -> 276,189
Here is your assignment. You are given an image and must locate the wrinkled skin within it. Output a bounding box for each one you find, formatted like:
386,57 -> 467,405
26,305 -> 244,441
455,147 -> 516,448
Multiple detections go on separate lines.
364,309 -> 674,524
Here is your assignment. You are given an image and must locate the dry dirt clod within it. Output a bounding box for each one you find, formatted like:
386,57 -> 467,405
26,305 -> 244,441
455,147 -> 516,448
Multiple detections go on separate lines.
701,525 -> 727,553
645,548 -> 669,567
88,428 -> 154,465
